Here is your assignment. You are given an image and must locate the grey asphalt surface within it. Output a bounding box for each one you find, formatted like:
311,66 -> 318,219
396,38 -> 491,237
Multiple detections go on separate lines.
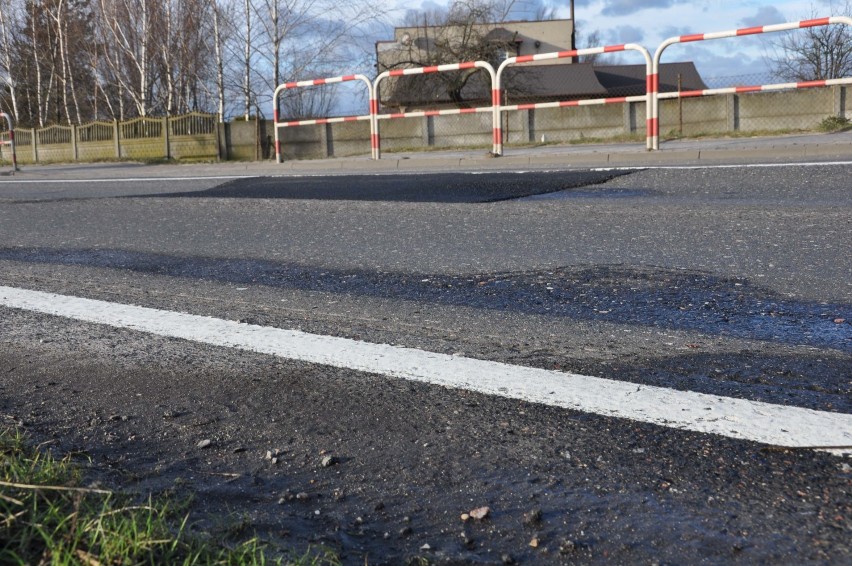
0,137 -> 850,564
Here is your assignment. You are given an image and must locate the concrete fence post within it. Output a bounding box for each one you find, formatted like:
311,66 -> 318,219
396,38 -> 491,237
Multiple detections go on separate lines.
71,125 -> 79,161
726,94 -> 739,132
526,109 -> 536,143
216,121 -> 224,161
425,116 -> 434,146
321,122 -> 331,157
833,85 -> 846,117
163,117 -> 170,159
623,102 -> 635,135
113,120 -> 120,158
30,128 -> 38,163
521,109 -> 532,142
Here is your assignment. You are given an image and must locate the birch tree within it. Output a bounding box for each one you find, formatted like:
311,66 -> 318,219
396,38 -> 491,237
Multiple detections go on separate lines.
0,0 -> 21,121
255,0 -> 384,118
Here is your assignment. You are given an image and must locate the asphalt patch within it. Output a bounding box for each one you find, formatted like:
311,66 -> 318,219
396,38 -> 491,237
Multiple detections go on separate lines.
1,248 -> 848,352
138,170 -> 635,203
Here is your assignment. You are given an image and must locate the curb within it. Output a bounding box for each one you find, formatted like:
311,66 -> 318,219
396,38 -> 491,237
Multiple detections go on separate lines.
275,142 -> 852,175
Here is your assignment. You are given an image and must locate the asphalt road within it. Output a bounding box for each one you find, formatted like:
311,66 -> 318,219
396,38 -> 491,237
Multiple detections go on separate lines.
0,162 -> 850,564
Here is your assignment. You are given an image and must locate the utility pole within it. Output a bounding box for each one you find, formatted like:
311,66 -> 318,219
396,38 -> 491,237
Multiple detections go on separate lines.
570,0 -> 577,61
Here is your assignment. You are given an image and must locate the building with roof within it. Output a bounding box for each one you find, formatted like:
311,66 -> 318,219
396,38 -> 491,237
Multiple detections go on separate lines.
376,19 -> 576,75
375,19 -> 707,112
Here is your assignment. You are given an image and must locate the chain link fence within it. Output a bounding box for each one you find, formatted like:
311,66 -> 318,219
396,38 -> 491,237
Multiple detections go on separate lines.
658,72 -> 850,139
372,66 -> 850,154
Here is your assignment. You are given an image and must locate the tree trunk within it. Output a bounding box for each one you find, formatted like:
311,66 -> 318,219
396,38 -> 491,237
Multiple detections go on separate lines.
212,2 -> 225,122
244,0 -> 251,120
0,5 -> 19,122
31,2 -> 44,126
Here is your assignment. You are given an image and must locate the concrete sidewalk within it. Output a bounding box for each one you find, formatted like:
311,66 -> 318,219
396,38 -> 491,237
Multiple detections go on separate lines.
5,131 -> 852,179
277,132 -> 852,173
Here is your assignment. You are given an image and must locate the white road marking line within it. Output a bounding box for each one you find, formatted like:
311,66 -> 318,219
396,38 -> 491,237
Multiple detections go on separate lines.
1,284 -> 850,454
591,161 -> 852,172
0,175 -> 257,184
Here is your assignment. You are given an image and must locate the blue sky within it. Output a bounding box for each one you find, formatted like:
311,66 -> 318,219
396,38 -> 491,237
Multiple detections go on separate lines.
386,1 -> 850,82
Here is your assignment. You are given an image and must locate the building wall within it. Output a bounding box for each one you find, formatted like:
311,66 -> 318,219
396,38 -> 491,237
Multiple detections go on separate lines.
376,19 -> 574,72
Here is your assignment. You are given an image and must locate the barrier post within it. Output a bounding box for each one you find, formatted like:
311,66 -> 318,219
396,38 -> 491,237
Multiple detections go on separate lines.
272,74 -> 375,163
496,44 -> 654,154
652,16 -> 852,150
374,61 -> 498,158
0,112 -> 17,173
370,91 -> 379,160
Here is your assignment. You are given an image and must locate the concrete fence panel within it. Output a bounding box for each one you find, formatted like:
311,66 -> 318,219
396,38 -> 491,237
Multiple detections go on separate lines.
118,117 -> 165,160
328,121 -> 372,157
533,104 -> 627,142
6,129 -> 32,164
659,96 -> 729,136
277,122 -> 326,160
169,113 -> 219,160
77,121 -> 118,161
431,112 -> 493,148
737,88 -> 836,132
375,118 -> 428,151
34,125 -> 74,162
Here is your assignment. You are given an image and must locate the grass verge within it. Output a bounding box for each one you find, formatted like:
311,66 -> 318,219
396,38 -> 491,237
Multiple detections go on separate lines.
0,427 -> 339,565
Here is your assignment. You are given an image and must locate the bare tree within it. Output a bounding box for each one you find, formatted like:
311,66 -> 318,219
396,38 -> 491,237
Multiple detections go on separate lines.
243,0 -> 252,119
576,27 -> 601,64
254,0 -> 383,119
769,1 -> 852,81
384,0 -> 522,107
2,0 -> 381,124
96,0 -> 158,117
210,0 -> 230,121
0,0 -> 21,121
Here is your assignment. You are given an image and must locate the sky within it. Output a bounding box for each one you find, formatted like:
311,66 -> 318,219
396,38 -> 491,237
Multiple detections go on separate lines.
384,0 -> 851,83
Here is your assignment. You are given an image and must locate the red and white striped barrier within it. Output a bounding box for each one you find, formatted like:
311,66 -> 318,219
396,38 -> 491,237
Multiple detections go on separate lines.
0,112 -> 17,174
271,16 -> 851,161
652,16 -> 852,149
373,61 -> 497,159
495,44 -> 653,154
272,74 -> 375,162
657,77 -> 852,99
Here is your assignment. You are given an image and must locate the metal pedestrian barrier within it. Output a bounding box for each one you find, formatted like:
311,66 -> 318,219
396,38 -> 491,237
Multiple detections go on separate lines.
270,14 -> 851,160
373,61 -> 499,159
495,43 -> 653,154
272,74 -> 375,163
651,16 -> 852,150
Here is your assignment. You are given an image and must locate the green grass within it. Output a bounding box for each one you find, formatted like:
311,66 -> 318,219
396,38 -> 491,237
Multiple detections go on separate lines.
0,428 -> 339,565
661,127 -> 812,141
818,115 -> 851,132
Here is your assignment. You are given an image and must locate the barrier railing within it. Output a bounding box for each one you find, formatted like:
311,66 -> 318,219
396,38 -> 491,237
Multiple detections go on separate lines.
652,16 -> 852,149
657,77 -> 852,100
273,74 -> 375,162
0,112 -> 17,173
373,61 -> 498,159
496,44 -> 653,154
270,15 -> 850,160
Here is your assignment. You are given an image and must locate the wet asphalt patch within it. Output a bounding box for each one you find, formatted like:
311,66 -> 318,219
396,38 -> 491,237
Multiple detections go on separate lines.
1,247 -> 849,413
1,247 -> 847,351
135,170 -> 635,203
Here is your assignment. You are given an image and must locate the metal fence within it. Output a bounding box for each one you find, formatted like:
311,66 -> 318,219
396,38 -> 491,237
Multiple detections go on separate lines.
271,15 -> 852,160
